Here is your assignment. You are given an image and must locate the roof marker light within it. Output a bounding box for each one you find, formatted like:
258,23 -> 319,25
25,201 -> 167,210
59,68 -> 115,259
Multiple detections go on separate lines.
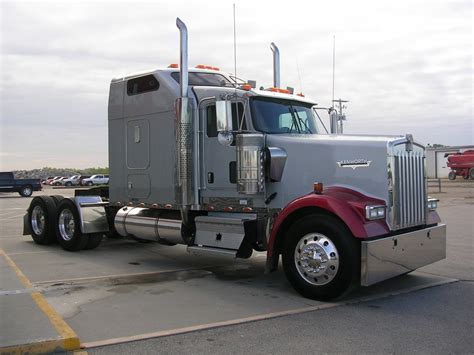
196,64 -> 220,71
168,63 -> 179,68
267,87 -> 291,94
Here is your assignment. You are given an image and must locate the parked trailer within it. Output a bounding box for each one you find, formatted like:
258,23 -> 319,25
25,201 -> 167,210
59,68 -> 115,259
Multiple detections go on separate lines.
446,150 -> 474,180
23,18 -> 446,301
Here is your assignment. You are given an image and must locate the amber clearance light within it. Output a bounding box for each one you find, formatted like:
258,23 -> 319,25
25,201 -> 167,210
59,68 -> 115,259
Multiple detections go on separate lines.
313,182 -> 323,194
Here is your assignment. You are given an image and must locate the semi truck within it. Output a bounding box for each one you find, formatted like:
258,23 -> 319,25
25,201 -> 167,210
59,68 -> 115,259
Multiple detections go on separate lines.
23,18 -> 446,300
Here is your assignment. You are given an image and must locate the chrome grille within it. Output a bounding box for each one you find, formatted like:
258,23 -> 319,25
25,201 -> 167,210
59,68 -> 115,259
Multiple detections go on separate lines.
391,150 -> 426,229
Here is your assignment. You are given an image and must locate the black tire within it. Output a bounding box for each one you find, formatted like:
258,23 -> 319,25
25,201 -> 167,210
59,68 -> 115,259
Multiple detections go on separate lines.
84,233 -> 103,250
19,185 -> 33,197
282,214 -> 360,301
55,198 -> 89,252
28,196 -> 57,245
448,171 -> 456,180
65,182 -> 72,187
469,168 -> 474,180
50,195 -> 65,205
87,181 -> 93,186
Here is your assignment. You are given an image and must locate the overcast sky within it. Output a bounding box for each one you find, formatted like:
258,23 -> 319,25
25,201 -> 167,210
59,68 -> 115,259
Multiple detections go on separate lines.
1,0 -> 472,170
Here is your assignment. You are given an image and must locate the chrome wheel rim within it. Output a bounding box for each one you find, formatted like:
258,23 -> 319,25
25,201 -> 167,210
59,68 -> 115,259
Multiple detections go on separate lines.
294,233 -> 339,286
23,187 -> 32,195
58,209 -> 75,241
31,205 -> 45,235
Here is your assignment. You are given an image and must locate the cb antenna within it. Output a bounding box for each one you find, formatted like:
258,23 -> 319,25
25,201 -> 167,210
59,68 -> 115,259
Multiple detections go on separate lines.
332,35 -> 336,105
296,56 -> 303,94
233,3 -> 237,85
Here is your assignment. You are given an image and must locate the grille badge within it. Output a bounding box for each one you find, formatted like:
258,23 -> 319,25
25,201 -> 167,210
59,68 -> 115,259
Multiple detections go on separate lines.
337,159 -> 372,170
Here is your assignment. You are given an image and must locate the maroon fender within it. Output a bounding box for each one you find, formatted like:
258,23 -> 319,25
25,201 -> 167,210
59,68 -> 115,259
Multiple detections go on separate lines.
267,186 -> 389,258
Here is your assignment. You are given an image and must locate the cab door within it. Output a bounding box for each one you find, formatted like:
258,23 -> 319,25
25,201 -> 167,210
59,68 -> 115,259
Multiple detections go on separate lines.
201,101 -> 246,196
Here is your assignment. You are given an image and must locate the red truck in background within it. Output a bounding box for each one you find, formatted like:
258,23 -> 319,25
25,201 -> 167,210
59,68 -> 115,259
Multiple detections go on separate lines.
446,150 -> 474,180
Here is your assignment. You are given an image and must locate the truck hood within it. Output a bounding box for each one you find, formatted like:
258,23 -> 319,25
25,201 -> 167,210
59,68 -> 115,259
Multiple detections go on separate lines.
265,133 -> 413,209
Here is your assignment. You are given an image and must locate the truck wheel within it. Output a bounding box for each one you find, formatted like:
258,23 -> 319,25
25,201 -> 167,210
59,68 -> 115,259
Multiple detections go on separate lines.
87,181 -> 93,186
470,168 -> 474,180
19,185 -> 33,197
56,199 -> 89,252
28,196 -> 57,245
448,171 -> 456,180
84,233 -> 103,250
51,195 -> 64,205
282,214 -> 359,301
65,182 -> 72,187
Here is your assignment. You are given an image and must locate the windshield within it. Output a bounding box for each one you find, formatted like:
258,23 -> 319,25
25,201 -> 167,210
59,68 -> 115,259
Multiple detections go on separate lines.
250,97 -> 319,134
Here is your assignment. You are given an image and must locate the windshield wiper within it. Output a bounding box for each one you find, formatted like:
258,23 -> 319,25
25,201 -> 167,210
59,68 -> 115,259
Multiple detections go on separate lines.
287,107 -> 300,133
293,107 -> 312,134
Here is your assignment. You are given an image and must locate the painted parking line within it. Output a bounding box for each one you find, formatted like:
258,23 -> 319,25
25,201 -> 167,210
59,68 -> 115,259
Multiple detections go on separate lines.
0,249 -> 81,353
82,277 -> 457,349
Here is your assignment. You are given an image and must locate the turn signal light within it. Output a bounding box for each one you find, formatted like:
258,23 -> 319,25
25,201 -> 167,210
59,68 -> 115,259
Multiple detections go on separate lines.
313,182 -> 323,194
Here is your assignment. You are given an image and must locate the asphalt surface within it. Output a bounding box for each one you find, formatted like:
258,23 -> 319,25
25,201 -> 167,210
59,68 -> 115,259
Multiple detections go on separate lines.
0,182 -> 472,354
89,282 -> 474,354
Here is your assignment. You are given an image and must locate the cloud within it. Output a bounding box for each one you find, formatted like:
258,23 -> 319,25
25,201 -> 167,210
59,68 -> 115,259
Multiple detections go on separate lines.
0,0 -> 472,170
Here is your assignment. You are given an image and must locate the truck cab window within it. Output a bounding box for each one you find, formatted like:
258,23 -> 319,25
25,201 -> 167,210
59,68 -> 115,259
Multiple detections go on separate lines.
172,72 -> 232,87
250,97 -> 318,134
127,75 -> 159,96
206,102 -> 246,138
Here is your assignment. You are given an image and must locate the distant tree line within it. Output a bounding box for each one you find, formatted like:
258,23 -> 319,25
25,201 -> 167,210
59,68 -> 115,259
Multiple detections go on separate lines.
13,167 -> 109,179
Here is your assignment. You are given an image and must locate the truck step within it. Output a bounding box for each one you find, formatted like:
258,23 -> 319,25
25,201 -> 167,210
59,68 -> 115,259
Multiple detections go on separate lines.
194,215 -> 248,250
187,246 -> 237,258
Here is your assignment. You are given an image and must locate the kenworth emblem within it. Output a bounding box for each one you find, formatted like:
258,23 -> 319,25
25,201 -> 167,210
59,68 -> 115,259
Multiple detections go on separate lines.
337,159 -> 372,169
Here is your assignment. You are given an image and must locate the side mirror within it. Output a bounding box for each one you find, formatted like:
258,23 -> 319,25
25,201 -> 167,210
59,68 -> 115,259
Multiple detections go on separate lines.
216,100 -> 233,132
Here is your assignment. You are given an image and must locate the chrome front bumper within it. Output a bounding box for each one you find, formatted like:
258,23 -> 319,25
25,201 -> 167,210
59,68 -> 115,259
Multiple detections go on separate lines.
360,224 -> 446,286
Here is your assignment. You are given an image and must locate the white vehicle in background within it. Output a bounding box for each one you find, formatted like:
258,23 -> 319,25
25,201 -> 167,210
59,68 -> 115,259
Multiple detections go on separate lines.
61,175 -> 81,186
49,176 -> 63,185
52,177 -> 69,186
82,174 -> 109,186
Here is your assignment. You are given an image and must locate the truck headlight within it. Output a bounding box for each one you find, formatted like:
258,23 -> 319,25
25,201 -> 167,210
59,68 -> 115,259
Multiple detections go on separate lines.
365,205 -> 386,220
427,198 -> 438,210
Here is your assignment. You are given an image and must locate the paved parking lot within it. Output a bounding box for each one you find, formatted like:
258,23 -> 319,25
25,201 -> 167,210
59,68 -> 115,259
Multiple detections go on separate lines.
0,183 -> 472,353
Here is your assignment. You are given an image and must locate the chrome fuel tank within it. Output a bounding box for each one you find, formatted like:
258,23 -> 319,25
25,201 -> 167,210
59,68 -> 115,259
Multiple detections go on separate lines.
114,207 -> 183,244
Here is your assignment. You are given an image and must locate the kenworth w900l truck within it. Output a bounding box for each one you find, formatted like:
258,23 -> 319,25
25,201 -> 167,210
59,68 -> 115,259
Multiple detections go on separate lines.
23,18 -> 446,300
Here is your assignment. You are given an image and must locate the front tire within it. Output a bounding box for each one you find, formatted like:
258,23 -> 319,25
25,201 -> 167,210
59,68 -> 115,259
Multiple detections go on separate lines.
20,185 -> 33,197
469,168 -> 474,180
28,196 -> 57,245
282,214 -> 360,301
84,233 -> 103,250
448,171 -> 456,180
56,198 -> 89,251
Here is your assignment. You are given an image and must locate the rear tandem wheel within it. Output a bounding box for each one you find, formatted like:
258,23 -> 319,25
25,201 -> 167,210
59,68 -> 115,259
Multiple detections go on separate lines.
28,196 -> 57,245
55,198 -> 90,251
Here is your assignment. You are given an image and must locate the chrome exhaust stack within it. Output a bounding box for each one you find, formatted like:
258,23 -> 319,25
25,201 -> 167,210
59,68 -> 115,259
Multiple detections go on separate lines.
175,18 -> 194,208
270,42 -> 280,88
